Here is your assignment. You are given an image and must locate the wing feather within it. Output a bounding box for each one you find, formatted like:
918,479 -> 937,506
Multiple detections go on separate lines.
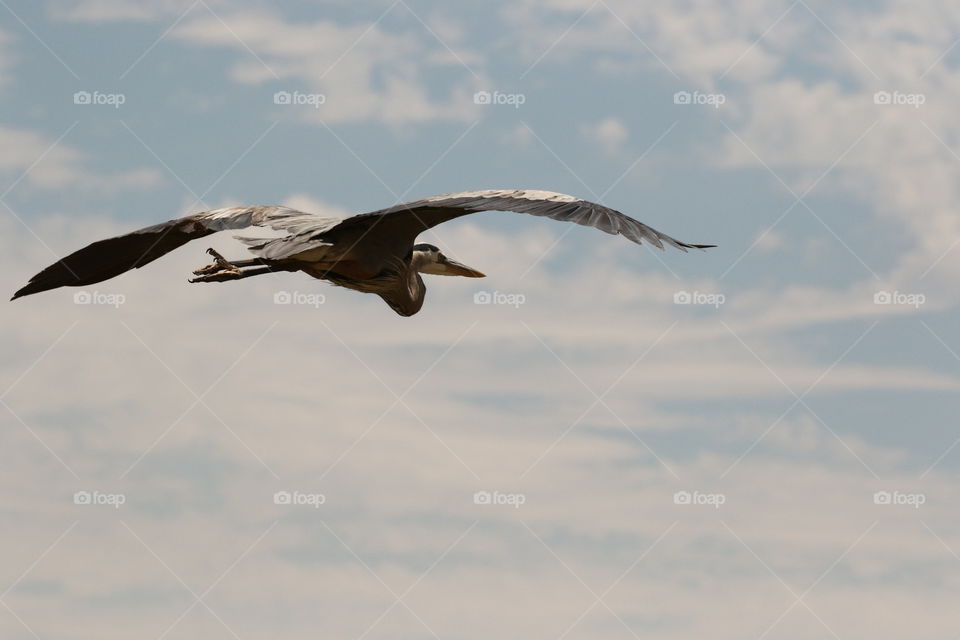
12,206 -> 336,299
329,189 -> 713,255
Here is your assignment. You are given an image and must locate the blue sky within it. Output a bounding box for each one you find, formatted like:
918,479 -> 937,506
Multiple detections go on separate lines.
3,1 -> 960,638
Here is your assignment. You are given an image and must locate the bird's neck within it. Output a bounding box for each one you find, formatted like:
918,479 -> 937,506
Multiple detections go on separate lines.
374,255 -> 425,317
400,260 -> 426,315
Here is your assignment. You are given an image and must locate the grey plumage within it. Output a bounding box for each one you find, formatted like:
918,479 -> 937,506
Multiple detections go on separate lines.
12,189 -> 714,315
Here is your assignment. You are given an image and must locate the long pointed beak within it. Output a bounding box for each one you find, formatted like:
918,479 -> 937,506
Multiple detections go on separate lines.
444,259 -> 486,278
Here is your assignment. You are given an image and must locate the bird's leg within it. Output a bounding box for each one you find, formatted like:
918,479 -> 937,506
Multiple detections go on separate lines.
188,265 -> 277,284
192,248 -> 244,276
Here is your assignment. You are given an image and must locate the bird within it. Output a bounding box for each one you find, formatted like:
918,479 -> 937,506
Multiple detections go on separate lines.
11,189 -> 714,316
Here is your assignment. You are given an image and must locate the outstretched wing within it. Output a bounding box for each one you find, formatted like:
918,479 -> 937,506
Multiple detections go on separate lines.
320,189 -> 715,261
12,206 -> 338,299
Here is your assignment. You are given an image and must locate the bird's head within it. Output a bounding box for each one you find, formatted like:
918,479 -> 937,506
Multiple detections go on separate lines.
410,243 -> 485,278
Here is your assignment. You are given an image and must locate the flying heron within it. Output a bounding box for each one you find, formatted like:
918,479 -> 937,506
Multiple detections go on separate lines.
12,189 -> 714,316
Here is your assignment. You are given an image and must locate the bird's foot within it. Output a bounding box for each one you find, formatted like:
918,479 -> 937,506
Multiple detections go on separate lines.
192,262 -> 220,276
188,267 -> 243,283
192,248 -> 238,276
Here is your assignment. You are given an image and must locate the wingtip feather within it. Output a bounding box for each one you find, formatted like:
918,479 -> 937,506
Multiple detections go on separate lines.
11,283 -> 43,300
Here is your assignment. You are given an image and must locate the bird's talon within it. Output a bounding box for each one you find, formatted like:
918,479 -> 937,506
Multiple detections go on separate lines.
188,267 -> 242,283
193,248 -> 240,277
192,262 -> 219,275
207,247 -> 229,262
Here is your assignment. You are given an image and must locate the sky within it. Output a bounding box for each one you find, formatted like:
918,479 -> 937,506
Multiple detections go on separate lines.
2,0 -> 960,638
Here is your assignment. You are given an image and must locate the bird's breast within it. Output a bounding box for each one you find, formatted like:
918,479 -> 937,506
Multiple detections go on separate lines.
304,260 -> 382,281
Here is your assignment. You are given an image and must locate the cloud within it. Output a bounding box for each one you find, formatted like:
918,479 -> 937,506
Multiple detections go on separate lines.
280,193 -> 350,218
498,122 -> 535,148
46,0 -> 206,22
580,116 -> 628,156
170,7 -> 482,125
500,0 -> 960,311
753,228 -> 785,252
0,126 -> 164,193
6,3 -> 960,638
5,209 -> 956,449
501,0 -> 793,85
4,192 -> 958,639
710,55 -> 960,304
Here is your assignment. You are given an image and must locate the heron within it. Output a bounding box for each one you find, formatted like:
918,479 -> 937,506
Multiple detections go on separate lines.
12,189 -> 714,316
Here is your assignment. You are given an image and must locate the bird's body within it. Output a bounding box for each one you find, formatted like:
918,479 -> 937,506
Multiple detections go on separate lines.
316,251 -> 432,316
12,189 -> 714,316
